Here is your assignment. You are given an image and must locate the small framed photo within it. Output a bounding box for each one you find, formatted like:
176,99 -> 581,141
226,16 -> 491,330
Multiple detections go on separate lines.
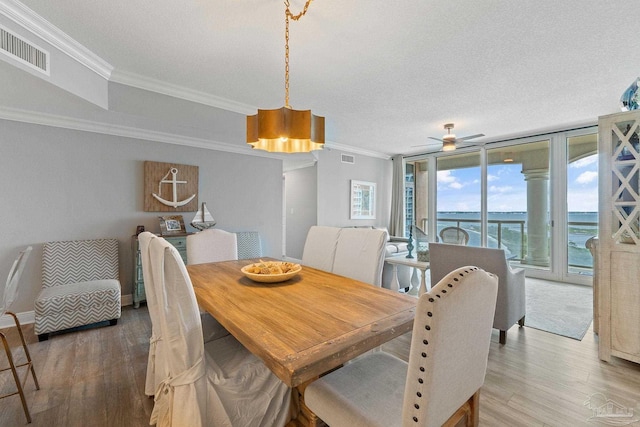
159,215 -> 186,235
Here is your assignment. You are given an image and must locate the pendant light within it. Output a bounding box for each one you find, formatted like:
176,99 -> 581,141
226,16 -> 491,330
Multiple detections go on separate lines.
246,0 -> 325,153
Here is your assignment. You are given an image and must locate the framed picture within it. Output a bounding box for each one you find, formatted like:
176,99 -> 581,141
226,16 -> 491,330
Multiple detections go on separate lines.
350,180 -> 376,219
159,215 -> 186,235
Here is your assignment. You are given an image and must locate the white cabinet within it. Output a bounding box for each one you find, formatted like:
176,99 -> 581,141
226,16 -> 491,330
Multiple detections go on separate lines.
598,110 -> 640,363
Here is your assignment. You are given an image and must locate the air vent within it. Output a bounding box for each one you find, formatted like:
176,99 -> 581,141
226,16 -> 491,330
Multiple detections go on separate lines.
0,25 -> 49,75
341,154 -> 355,164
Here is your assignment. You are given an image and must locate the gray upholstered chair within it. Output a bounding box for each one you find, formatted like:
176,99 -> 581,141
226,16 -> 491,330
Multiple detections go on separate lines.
429,242 -> 525,344
305,266 -> 498,427
34,239 -> 121,341
1,246 -> 39,423
439,226 -> 469,245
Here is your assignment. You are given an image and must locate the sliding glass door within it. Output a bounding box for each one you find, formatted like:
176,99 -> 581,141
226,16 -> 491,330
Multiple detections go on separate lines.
566,133 -> 598,278
486,140 -> 550,270
436,152 -> 481,246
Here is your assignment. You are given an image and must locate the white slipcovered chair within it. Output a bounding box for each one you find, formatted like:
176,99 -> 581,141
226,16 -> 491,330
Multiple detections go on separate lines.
186,229 -> 238,265
429,242 -> 526,344
139,232 -> 229,397
301,225 -> 342,272
1,246 -> 39,423
332,227 -> 387,287
34,239 -> 121,341
186,229 -> 238,343
305,266 -> 498,427
146,235 -> 291,426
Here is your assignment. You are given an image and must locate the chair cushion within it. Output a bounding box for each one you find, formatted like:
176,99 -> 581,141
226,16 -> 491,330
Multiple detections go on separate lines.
34,279 -> 121,334
35,279 -> 121,312
305,352 -> 406,427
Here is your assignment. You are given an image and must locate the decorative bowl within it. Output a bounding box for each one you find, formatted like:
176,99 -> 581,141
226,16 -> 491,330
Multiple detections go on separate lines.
241,261 -> 302,283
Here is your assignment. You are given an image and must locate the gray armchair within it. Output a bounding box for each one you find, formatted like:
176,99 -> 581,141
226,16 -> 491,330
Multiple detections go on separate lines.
429,242 -> 525,344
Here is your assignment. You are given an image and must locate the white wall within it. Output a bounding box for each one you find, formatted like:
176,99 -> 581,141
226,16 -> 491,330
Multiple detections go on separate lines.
1,119 -> 283,315
316,149 -> 392,228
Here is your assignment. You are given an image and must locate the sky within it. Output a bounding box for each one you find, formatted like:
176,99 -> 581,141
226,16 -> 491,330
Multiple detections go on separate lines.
436,153 -> 599,212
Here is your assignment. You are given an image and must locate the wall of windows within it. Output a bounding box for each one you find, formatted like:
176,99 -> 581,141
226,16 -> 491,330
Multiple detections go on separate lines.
404,127 -> 598,285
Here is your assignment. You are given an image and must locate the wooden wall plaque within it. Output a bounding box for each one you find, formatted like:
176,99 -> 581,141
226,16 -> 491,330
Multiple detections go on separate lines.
144,161 -> 198,212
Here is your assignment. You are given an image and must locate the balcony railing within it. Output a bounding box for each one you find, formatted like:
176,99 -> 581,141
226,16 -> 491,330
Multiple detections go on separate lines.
431,217 -> 598,270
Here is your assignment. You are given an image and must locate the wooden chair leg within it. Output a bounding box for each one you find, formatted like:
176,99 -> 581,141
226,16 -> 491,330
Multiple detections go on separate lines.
499,330 -> 506,345
443,390 -> 480,427
468,390 -> 480,427
1,332 -> 32,423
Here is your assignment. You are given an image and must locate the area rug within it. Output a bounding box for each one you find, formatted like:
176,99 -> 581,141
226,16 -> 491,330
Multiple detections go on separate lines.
524,278 -> 593,340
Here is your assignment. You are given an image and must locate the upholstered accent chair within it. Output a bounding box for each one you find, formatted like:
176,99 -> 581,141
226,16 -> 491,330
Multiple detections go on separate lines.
1,246 -> 40,423
146,236 -> 291,426
429,242 -> 526,344
34,239 -> 121,341
305,266 -> 498,427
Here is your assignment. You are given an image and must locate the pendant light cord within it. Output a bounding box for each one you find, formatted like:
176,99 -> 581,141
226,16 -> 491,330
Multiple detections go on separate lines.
284,0 -> 315,108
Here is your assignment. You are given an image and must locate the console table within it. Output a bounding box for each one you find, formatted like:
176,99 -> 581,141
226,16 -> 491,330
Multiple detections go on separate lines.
384,254 -> 430,296
131,233 -> 189,308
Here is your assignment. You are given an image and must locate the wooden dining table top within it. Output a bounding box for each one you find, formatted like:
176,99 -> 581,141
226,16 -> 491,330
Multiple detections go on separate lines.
187,258 -> 417,388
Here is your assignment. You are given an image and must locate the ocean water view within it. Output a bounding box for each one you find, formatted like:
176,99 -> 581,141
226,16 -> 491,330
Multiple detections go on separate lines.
435,211 -> 598,269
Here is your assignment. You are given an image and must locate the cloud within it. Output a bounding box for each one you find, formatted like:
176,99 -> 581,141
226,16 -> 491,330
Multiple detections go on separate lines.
450,182 -> 463,189
575,171 -> 598,184
487,174 -> 499,182
488,185 -> 514,193
437,170 -> 456,183
571,155 -> 598,169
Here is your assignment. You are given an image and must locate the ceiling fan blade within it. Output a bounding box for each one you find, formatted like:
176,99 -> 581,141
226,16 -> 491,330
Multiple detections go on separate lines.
411,142 -> 442,148
458,133 -> 485,141
427,136 -> 443,142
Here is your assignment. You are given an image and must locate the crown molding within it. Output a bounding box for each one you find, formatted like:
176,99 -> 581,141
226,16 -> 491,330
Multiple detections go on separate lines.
110,69 -> 257,115
323,141 -> 391,160
0,106 -> 284,159
0,0 -> 113,79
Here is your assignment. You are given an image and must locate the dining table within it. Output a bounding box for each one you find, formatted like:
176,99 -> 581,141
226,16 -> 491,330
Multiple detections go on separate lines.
187,258 -> 417,427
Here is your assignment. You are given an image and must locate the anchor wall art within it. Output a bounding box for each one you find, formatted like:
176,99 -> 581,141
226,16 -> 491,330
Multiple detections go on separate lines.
144,161 -> 199,212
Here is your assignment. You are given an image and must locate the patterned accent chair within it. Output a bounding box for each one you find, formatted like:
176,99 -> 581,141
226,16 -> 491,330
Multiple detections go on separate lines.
34,239 -> 121,341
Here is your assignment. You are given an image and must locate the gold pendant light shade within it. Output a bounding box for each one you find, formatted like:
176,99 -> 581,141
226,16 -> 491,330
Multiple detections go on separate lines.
246,0 -> 323,153
247,107 -> 325,153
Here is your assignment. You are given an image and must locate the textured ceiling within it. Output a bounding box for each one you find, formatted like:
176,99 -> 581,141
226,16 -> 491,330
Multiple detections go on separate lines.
8,0 -> 640,156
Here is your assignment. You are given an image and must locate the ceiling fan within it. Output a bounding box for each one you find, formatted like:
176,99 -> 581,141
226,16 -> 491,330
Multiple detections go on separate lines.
414,123 -> 485,152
